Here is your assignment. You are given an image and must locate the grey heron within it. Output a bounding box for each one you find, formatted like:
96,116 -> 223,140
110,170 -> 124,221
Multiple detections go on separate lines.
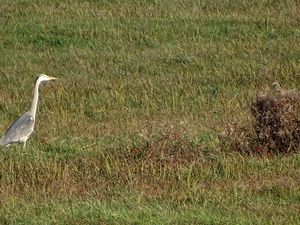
0,74 -> 57,149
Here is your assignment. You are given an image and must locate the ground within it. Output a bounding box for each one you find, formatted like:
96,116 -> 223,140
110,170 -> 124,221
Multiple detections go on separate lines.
0,0 -> 299,224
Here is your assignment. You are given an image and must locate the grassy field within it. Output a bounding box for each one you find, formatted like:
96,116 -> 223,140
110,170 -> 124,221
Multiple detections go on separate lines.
0,0 -> 299,224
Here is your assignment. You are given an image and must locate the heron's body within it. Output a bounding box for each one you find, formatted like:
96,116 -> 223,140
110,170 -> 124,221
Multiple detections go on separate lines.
0,74 -> 57,149
1,113 -> 34,147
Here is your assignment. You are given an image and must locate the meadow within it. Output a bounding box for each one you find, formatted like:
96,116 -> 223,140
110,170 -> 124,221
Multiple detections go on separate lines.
0,0 -> 299,224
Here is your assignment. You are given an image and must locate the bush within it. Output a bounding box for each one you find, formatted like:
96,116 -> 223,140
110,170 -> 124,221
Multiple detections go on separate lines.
221,84 -> 300,155
251,89 -> 300,154
122,130 -> 205,168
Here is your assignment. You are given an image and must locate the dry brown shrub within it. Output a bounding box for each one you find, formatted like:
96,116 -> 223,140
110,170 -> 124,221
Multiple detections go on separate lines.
122,130 -> 204,169
219,121 -> 255,154
251,91 -> 300,154
221,85 -> 300,156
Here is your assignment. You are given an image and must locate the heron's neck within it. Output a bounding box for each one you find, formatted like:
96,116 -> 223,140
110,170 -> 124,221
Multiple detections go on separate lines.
29,79 -> 41,119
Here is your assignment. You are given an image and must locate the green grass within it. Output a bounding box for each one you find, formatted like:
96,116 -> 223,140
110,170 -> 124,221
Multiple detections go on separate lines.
0,0 -> 299,224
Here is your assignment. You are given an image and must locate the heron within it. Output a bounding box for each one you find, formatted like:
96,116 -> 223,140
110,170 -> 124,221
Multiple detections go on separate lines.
0,74 -> 57,149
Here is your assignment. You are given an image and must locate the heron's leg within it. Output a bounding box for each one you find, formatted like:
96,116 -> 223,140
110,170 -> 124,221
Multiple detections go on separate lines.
22,141 -> 26,150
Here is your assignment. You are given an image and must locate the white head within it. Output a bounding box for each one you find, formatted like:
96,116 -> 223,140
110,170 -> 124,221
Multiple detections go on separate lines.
36,74 -> 57,83
29,74 -> 58,117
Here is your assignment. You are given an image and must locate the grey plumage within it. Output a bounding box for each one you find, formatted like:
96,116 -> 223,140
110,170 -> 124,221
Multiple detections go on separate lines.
0,113 -> 35,146
0,74 -> 57,149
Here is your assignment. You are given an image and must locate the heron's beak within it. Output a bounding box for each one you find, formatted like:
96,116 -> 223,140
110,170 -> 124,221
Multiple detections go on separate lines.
48,76 -> 58,80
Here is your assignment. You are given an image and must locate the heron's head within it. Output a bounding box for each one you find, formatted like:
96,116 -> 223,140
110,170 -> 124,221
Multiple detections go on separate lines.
37,74 -> 57,83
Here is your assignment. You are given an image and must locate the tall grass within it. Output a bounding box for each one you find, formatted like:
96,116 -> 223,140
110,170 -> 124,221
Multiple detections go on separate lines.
0,0 -> 299,224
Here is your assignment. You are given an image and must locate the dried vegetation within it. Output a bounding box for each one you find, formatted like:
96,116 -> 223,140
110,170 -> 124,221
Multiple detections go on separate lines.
221,84 -> 300,156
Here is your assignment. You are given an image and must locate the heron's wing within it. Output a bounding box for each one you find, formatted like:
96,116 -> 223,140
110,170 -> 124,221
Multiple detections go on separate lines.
1,112 -> 35,145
